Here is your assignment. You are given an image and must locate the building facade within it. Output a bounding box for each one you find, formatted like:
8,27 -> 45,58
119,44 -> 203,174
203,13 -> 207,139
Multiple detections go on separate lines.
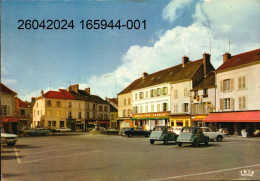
106,98 -> 118,128
16,97 -> 32,130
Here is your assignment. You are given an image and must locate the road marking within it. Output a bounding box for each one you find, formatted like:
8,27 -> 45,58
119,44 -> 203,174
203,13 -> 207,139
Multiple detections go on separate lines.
20,150 -> 101,164
146,163 -> 260,181
14,146 -> 22,164
199,147 -> 213,151
21,147 -> 86,156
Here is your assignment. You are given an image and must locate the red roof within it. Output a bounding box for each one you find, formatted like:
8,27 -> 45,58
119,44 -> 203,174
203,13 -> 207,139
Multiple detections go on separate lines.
43,89 -> 75,99
1,83 -> 17,94
203,111 -> 260,122
16,97 -> 31,108
217,48 -> 260,71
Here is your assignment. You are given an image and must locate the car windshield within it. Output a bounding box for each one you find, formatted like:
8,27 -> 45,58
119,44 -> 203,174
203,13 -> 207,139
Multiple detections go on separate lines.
202,128 -> 211,132
153,127 -> 163,131
182,128 -> 193,133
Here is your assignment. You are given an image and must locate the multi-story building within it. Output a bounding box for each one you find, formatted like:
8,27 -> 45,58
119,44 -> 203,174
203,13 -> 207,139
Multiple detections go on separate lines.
204,48 -> 260,135
106,98 -> 118,128
16,97 -> 32,130
190,71 -> 216,127
1,83 -> 18,133
118,53 -> 215,130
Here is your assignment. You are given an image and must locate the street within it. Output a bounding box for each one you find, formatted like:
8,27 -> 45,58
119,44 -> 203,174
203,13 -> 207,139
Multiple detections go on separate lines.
1,134 -> 260,181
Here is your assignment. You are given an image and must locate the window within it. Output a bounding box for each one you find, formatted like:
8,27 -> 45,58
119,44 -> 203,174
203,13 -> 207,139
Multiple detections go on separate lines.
104,114 -> 108,120
222,79 -> 234,92
123,110 -> 126,117
174,89 -> 178,99
163,103 -> 168,111
128,109 -> 131,116
174,104 -> 178,113
157,104 -> 160,112
86,103 -> 89,110
239,96 -> 246,109
52,121 -> 56,127
99,114 -> 103,120
163,87 -> 168,95
68,102 -> 72,108
124,99 -> 126,106
128,98 -> 131,105
184,88 -> 188,97
238,76 -> 246,90
93,104 -> 96,110
56,110 -> 61,117
68,111 -> 72,117
111,114 -> 114,120
203,89 -> 208,97
104,106 -> 108,112
47,100 -> 51,107
145,105 -> 148,112
150,89 -> 154,97
224,98 -> 230,109
151,105 -> 154,112
139,92 -> 144,99
194,103 -> 199,114
79,103 -> 81,108
48,121 -> 51,127
145,91 -> 148,98
184,103 -> 189,112
194,90 -> 198,99
38,111 -> 39,116
99,106 -> 103,111
157,88 -> 161,96
133,107 -> 138,114
0,105 -> 7,115
78,112 -> 82,118
57,101 -> 61,107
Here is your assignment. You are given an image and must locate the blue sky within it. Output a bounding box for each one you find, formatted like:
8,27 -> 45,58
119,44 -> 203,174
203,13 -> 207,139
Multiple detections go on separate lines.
2,0 -> 260,101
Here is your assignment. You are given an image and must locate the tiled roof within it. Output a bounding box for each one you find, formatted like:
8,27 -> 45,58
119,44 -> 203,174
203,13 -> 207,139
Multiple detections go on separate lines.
43,89 -> 75,99
110,104 -> 118,112
91,95 -> 109,104
217,48 -> 260,71
69,89 -> 109,104
118,59 -> 206,95
1,83 -> 17,95
16,97 -> 31,108
192,71 -> 216,90
106,98 -> 118,106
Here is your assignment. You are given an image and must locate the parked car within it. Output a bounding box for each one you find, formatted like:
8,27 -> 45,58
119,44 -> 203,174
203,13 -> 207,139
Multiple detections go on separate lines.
54,127 -> 72,132
26,128 -> 50,136
201,127 -> 226,141
149,126 -> 178,145
177,127 -> 209,147
1,132 -> 18,146
119,127 -> 131,136
218,128 -> 229,135
124,127 -> 151,137
172,127 -> 182,135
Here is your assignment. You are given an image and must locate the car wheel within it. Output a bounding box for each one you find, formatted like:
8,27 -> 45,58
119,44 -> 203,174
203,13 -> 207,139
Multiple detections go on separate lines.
163,140 -> 168,145
216,135 -> 223,142
150,139 -> 154,144
7,142 -> 15,146
178,142 -> 182,146
205,140 -> 209,146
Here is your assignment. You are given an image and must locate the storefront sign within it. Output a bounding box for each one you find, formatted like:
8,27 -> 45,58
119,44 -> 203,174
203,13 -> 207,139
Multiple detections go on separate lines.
132,112 -> 170,119
191,115 -> 208,121
66,119 -> 76,124
1,116 -> 18,123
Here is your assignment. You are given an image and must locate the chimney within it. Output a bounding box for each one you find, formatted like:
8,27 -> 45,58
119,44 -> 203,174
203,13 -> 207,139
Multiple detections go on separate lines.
182,56 -> 189,67
203,53 -> 211,76
142,72 -> 148,79
85,87 -> 90,94
223,52 -> 231,63
31,97 -> 36,104
41,90 -> 44,96
69,84 -> 79,92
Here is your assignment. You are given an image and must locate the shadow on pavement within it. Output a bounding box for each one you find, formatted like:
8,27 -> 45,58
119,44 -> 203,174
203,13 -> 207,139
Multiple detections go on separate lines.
1,155 -> 23,160
2,173 -> 24,178
14,144 -> 39,149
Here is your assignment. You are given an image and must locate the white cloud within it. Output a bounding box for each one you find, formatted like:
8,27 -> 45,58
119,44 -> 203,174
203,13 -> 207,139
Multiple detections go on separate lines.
162,0 -> 193,23
1,78 -> 17,85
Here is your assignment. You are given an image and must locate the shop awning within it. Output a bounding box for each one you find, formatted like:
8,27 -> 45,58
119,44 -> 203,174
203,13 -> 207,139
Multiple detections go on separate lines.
203,111 -> 260,122
1,116 -> 18,123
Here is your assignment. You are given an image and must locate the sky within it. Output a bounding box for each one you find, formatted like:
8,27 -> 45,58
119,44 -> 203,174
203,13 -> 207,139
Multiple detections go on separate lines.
1,0 -> 260,101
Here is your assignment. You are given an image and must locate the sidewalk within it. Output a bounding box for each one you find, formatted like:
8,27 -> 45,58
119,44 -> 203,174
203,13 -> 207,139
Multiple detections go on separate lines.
226,135 -> 260,141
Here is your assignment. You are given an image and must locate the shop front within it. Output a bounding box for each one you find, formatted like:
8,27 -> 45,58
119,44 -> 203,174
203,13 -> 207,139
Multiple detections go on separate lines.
191,114 -> 208,127
1,116 -> 18,133
203,111 -> 260,136
132,112 -> 170,131
118,117 -> 132,129
85,120 -> 96,131
169,114 -> 191,127
75,119 -> 84,131
66,118 -> 76,131
96,120 -> 110,129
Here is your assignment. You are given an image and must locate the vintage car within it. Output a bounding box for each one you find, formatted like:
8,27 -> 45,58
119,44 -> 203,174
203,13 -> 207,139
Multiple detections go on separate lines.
172,127 -> 182,135
26,128 -> 50,136
119,127 -> 131,136
1,132 -> 18,146
124,127 -> 151,137
149,126 -> 178,145
177,127 -> 209,147
201,127 -> 226,141
54,127 -> 72,132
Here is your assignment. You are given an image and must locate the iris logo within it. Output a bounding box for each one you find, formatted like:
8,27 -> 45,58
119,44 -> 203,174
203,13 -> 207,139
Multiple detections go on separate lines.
240,170 -> 254,177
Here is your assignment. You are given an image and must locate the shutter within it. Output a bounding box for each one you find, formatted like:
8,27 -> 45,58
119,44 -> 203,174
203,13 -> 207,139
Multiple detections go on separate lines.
176,89 -> 178,99
154,89 -> 157,97
220,99 -> 224,111
7,106 -> 11,115
220,80 -> 223,92
165,87 -> 168,95
243,96 -> 246,109
231,98 -> 234,110
191,104 -> 194,114
231,79 -> 234,91
181,103 -> 184,113
239,97 -> 241,109
166,103 -> 168,111
238,77 -> 241,90
243,76 -> 246,89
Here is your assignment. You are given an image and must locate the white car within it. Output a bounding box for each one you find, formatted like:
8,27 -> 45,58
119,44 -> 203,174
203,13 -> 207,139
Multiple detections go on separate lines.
172,127 -> 182,135
201,127 -> 226,142
54,127 -> 72,132
1,133 -> 18,146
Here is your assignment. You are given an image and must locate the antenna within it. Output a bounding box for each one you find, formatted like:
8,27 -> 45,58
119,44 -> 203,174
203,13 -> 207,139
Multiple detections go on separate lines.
201,37 -> 216,55
228,38 -> 231,53
65,77 -> 71,86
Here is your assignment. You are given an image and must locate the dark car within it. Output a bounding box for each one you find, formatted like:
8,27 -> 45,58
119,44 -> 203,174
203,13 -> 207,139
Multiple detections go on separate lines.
124,127 -> 151,137
119,127 -> 131,136
177,127 -> 209,147
149,126 -> 178,145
